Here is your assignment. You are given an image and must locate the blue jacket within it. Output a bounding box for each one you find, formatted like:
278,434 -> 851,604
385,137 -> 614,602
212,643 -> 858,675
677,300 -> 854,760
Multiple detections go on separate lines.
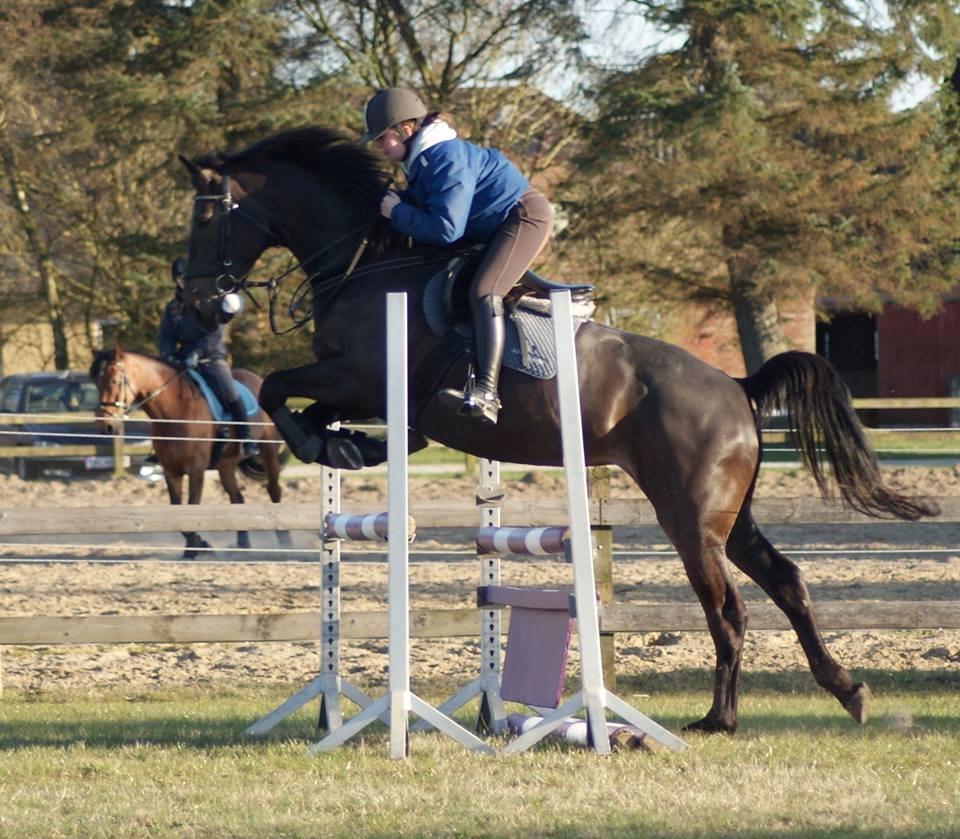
391,130 -> 528,246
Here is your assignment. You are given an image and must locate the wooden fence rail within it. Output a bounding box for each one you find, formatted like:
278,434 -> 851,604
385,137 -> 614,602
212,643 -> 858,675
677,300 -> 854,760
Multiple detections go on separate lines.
3,600 -> 959,648
1,496 -> 958,651
1,496 -> 959,536
2,395 -> 959,478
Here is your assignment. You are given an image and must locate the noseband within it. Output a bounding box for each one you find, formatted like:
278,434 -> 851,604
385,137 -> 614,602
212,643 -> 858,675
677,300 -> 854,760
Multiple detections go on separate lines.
186,175 -> 258,299
97,362 -> 135,416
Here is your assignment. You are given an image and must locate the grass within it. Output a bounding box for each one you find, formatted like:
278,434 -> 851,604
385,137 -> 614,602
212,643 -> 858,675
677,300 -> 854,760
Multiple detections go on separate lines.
3,672 -> 960,837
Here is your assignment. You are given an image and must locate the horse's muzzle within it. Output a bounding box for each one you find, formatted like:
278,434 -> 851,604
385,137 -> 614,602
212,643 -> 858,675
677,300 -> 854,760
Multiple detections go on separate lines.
95,413 -> 123,436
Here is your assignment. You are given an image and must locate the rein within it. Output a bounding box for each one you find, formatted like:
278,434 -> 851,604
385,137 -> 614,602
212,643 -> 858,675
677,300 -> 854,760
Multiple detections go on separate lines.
189,173 -> 374,335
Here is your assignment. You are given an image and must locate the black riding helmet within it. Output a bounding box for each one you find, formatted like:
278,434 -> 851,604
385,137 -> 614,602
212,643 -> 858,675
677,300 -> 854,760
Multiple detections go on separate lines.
171,257 -> 186,283
360,88 -> 428,143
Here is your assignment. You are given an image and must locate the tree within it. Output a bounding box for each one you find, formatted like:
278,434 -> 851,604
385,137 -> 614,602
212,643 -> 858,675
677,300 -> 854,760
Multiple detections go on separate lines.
277,0 -> 591,172
0,0 -> 339,370
574,0 -> 960,371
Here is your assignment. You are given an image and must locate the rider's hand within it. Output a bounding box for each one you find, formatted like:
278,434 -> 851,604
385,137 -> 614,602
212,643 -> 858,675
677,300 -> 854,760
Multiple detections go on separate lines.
184,351 -> 199,369
221,292 -> 244,316
380,190 -> 401,219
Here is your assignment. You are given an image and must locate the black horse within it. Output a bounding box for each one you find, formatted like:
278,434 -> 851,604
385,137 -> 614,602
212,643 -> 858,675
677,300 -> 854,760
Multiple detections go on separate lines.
178,126 -> 937,734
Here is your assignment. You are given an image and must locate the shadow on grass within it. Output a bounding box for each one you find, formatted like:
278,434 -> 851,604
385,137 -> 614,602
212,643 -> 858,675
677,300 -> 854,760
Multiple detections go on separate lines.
618,666 -> 960,695
3,667 -> 959,750
524,820 -> 960,839
614,667 -> 960,737
0,712 -> 295,751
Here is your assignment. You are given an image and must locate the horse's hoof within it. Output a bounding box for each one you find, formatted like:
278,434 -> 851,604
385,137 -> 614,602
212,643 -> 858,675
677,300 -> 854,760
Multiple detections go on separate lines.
355,436 -> 387,467
682,716 -> 736,735
295,435 -> 325,464
326,437 -> 364,470
843,682 -> 871,724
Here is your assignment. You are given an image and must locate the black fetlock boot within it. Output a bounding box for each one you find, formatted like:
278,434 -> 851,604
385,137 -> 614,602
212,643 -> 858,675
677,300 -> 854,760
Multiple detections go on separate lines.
228,397 -> 259,458
440,295 -> 504,425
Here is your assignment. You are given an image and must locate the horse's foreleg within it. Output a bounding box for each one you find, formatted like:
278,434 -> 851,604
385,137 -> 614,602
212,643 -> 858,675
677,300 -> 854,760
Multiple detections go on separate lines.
261,443 -> 293,548
164,471 -> 199,559
218,463 -> 250,551
260,365 -> 385,470
180,467 -> 212,559
726,511 -> 869,724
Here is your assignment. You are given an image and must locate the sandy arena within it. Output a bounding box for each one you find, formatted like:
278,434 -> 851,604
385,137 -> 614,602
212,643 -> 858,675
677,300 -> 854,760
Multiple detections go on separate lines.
1,465 -> 959,695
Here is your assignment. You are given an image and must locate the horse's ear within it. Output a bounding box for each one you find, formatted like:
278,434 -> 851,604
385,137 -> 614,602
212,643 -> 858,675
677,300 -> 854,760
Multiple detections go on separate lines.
179,154 -> 219,191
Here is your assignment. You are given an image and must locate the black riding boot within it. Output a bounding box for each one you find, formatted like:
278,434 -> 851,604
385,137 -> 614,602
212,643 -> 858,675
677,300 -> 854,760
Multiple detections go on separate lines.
439,294 -> 504,425
228,397 -> 259,458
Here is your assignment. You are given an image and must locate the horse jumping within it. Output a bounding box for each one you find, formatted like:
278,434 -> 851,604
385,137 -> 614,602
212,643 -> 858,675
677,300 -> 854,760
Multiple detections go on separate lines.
91,347 -> 291,559
177,126 -> 938,733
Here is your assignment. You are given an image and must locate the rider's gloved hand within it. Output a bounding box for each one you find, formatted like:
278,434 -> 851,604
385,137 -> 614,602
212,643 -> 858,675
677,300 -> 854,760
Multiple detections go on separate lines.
221,292 -> 244,316
184,351 -> 199,369
380,190 -> 401,219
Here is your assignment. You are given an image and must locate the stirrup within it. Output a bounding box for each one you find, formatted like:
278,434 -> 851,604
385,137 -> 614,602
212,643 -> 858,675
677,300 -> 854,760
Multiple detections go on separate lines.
463,390 -> 501,425
241,440 -> 260,459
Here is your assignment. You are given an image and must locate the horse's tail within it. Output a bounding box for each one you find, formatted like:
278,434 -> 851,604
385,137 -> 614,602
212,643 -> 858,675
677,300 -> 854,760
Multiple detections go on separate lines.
738,350 -> 939,521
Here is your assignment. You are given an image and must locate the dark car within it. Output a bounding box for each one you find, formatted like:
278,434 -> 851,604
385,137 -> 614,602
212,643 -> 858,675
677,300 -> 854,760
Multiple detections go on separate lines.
0,371 -> 150,479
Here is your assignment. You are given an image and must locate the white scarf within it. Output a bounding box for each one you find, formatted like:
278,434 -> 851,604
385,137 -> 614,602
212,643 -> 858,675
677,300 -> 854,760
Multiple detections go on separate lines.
403,120 -> 459,175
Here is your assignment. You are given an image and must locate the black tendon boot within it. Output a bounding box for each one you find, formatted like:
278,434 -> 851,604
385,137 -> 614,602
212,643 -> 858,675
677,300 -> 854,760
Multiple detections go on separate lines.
228,397 -> 259,458
440,295 -> 504,424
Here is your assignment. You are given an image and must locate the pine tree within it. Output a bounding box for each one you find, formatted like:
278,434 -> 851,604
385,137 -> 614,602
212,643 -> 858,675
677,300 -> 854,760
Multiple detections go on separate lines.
573,0 -> 960,371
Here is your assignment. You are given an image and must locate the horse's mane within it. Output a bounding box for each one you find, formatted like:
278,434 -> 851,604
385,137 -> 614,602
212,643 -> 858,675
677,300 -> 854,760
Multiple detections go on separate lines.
90,348 -> 175,381
195,126 -> 389,214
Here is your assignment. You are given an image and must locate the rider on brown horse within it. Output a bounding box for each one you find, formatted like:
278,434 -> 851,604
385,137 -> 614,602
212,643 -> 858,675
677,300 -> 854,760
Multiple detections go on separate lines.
158,257 -> 258,458
361,87 -> 554,425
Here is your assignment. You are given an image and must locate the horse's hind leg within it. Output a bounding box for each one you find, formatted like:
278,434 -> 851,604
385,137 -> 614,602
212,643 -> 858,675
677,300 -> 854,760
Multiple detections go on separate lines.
725,510 -> 870,724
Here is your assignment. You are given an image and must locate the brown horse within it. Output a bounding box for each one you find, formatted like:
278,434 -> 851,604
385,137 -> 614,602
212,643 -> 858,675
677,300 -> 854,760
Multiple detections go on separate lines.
91,347 -> 291,559
177,126 -> 938,733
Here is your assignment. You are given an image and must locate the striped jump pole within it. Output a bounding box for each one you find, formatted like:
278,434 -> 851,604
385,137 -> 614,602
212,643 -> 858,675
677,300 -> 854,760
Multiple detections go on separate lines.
476,525 -> 570,557
323,512 -> 416,543
308,292 -> 492,759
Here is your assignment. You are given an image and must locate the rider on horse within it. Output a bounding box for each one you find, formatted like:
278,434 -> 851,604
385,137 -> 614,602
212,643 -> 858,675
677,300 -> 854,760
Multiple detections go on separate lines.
158,257 -> 258,458
361,87 -> 554,425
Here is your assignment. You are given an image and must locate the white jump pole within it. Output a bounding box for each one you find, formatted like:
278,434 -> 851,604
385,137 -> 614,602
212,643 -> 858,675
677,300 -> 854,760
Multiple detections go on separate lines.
309,292 -> 493,758
410,455 -> 508,736
501,289 -> 687,754
244,459 -> 383,739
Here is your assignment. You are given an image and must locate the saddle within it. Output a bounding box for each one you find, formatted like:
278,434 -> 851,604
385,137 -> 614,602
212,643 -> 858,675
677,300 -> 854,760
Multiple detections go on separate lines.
438,246 -> 595,326
186,370 -> 259,466
422,249 -> 596,380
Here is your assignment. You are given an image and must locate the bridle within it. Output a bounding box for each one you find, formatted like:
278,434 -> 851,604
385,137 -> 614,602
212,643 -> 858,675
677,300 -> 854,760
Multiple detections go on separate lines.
97,358 -> 183,418
186,170 -> 374,332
